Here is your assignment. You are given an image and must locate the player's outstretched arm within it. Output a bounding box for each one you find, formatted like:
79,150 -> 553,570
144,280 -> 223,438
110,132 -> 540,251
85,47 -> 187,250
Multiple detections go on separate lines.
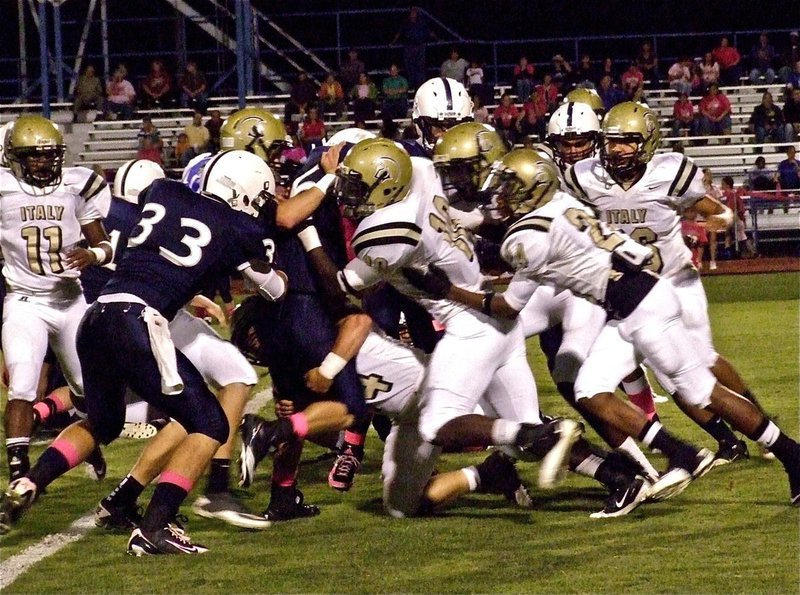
694,195 -> 734,232
305,311 -> 372,394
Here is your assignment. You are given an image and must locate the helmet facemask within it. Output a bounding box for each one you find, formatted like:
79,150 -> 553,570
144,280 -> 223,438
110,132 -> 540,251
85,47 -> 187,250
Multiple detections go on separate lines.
550,131 -> 598,171
415,115 -> 473,152
334,165 -> 381,220
600,134 -> 647,183
10,145 -> 65,188
434,155 -> 489,204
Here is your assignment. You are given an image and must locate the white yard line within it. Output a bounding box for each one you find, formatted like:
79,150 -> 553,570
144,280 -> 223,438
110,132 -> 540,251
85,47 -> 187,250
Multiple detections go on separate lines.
0,513 -> 95,590
0,387 -> 272,589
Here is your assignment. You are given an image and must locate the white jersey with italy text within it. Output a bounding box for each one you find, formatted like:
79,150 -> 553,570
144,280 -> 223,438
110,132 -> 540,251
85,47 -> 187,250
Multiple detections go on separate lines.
565,152 -> 705,278
500,191 -> 650,309
345,157 -> 485,325
0,166 -> 109,298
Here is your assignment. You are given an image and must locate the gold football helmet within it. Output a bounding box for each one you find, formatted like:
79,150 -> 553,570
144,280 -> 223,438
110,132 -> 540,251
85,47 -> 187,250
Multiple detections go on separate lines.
600,101 -> 661,181
6,115 -> 66,188
483,149 -> 560,218
432,122 -> 508,203
565,88 -> 605,116
333,138 -> 412,219
219,107 -> 288,167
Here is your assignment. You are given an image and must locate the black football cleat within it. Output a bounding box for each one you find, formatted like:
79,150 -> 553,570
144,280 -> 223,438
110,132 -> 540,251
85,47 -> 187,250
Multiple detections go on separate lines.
477,451 -> 534,507
328,446 -> 363,492
263,486 -> 320,522
95,498 -> 143,530
127,524 -> 208,556
712,439 -> 749,468
590,475 -> 651,519
239,414 -> 279,488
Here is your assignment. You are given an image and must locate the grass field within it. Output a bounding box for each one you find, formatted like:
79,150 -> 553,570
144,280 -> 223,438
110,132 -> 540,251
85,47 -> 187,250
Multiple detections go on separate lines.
1,272 -> 798,593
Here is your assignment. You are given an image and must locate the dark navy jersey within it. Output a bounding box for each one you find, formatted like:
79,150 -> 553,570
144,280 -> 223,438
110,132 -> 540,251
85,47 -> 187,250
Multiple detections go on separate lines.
399,139 -> 431,159
80,197 -> 142,303
102,179 -> 276,319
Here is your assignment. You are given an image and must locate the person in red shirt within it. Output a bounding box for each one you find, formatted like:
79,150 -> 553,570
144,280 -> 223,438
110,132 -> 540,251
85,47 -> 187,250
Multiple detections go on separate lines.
671,92 -> 697,138
513,56 -> 535,102
712,36 -> 742,86
620,62 -> 644,99
699,83 -> 732,136
720,176 -> 756,258
492,92 -> 519,144
538,74 -> 559,112
516,86 -> 548,141
298,106 -> 326,152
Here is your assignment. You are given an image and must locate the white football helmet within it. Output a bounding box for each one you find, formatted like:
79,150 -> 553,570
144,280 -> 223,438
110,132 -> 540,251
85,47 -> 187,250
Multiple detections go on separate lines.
199,150 -> 276,217
323,127 -> 376,146
0,121 -> 13,167
546,102 -> 601,171
411,77 -> 473,151
113,159 -> 166,204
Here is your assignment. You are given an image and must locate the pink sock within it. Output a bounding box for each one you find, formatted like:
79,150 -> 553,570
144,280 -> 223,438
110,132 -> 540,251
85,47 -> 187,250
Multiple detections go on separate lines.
272,469 -> 297,487
48,392 -> 69,412
343,430 -> 365,447
289,413 -> 309,440
33,402 -> 52,422
159,471 -> 194,492
627,389 -> 658,421
51,439 -> 81,468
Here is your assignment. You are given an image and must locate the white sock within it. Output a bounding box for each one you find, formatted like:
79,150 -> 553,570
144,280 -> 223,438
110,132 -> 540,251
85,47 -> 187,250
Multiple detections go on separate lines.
124,401 -> 150,424
574,453 -> 604,478
491,419 -> 522,445
755,421 -> 780,447
618,436 -> 660,480
461,466 -> 480,492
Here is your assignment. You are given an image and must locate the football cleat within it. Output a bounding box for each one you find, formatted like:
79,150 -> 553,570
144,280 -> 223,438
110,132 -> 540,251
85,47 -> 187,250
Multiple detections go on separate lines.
120,421 -> 160,440
690,448 -> 716,479
84,446 -> 107,481
238,414 -> 279,488
515,419 -> 582,489
192,492 -> 271,530
95,499 -> 143,530
263,487 -> 320,522
652,392 -> 669,404
788,461 -> 800,506
477,451 -> 534,508
328,447 -> 363,492
647,467 -> 692,501
0,477 -> 38,534
127,525 -> 208,556
712,439 -> 750,468
590,475 -> 651,519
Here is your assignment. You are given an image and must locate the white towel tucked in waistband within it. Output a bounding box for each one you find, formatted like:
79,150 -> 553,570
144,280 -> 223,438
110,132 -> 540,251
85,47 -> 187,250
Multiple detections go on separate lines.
142,306 -> 184,395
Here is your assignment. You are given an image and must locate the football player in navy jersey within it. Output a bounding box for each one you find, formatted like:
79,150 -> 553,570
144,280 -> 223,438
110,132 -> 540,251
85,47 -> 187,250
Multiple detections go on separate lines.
0,150 -> 331,554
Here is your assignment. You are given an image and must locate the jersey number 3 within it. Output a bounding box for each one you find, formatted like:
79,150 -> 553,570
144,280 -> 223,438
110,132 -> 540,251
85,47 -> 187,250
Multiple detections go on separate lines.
127,203 -> 212,267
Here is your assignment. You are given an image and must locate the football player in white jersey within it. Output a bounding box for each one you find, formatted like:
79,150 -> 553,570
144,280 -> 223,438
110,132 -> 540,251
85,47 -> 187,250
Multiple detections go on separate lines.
565,102 -> 753,464
413,148 -> 800,507
433,126 -> 660,516
0,115 -> 113,481
334,137 -> 582,489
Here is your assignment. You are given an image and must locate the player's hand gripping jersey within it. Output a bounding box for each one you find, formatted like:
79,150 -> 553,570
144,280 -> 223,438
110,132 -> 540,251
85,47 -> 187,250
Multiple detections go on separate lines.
0,166 -> 109,298
566,152 -> 705,278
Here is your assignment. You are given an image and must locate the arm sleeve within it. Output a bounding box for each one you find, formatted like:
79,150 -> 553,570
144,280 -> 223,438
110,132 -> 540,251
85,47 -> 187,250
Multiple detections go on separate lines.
240,265 -> 287,301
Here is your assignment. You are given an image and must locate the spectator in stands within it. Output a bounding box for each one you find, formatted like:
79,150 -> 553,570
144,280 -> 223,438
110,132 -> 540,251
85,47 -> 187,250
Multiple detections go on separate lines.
136,116 -> 163,166
749,33 -> 777,85
720,175 -> 756,258
72,64 -> 103,122
513,56 -> 536,102
550,54 -> 574,93
698,83 -> 732,137
391,7 -> 436,91
786,59 -> 800,90
516,87 -> 548,142
284,72 -> 317,135
690,62 -> 706,96
778,31 -> 800,84
749,91 -> 788,144
597,74 -> 624,112
778,145 -> 800,191
340,49 -> 365,94
180,61 -> 208,114
380,117 -> 400,141
636,41 -> 660,86
671,92 -> 697,138
492,92 -> 519,144
298,106 -> 326,153
713,36 -> 742,87
381,64 -> 409,121
173,132 -> 189,167
465,59 -> 486,106
538,74 -> 559,112
440,48 -> 468,84
783,86 -> 800,141
180,110 -> 210,167
668,57 -> 693,96
205,109 -> 224,152
318,73 -> 345,120
575,54 -> 597,89
597,57 -> 618,88
702,168 -> 723,269
700,52 -> 720,91
104,64 -> 135,121
350,73 -> 378,122
620,61 -> 644,100
141,59 -> 173,110
471,94 -> 489,124
748,155 -> 777,191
